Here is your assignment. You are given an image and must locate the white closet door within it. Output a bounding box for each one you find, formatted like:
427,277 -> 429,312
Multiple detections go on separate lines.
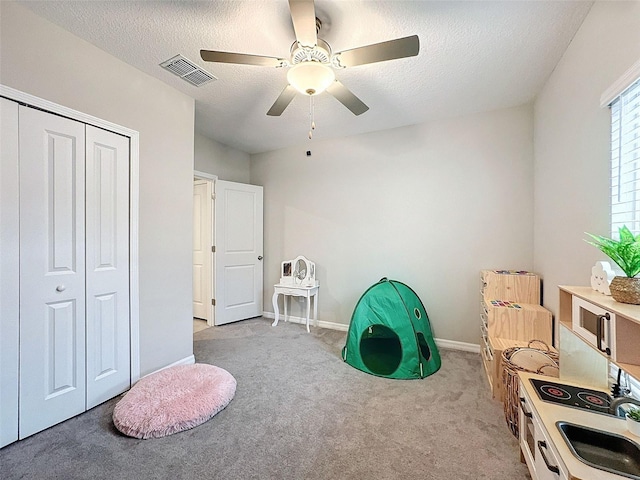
193,179 -> 213,323
85,125 -> 130,409
19,106 -> 87,439
0,98 -> 20,448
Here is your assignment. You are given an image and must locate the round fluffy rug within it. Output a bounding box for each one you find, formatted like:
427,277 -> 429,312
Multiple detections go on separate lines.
113,363 -> 236,439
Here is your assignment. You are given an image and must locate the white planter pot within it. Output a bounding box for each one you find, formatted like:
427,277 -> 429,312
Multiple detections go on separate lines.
626,415 -> 640,437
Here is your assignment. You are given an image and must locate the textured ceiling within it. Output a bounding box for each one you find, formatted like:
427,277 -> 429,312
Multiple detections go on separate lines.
19,1 -> 593,154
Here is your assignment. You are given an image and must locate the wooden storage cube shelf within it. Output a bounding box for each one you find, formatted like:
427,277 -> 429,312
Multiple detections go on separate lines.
484,300 -> 552,345
479,270 -> 549,400
481,270 -> 540,304
482,338 -> 558,402
481,343 -> 495,393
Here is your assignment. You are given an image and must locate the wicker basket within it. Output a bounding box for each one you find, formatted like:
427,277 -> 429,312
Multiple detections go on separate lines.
610,276 -> 640,305
502,340 -> 559,438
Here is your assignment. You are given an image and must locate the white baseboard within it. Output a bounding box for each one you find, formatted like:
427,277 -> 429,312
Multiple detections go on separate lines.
262,311 -> 349,332
434,338 -> 480,353
140,354 -> 196,380
262,311 -> 480,352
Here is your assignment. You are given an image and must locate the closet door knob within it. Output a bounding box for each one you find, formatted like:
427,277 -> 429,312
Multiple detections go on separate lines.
56,285 -> 66,292
258,256 -> 263,261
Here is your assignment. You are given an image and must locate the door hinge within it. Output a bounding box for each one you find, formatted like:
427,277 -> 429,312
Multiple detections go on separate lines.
211,299 -> 216,306
211,246 -> 216,253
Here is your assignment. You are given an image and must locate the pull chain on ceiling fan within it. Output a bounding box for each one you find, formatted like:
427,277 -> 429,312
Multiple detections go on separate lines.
200,0 -> 420,136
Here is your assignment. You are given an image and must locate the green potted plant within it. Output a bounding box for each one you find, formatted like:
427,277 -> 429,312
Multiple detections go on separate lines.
627,407 -> 640,437
586,226 -> 640,304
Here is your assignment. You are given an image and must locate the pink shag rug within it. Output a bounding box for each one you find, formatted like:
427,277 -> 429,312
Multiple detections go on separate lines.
113,363 -> 236,439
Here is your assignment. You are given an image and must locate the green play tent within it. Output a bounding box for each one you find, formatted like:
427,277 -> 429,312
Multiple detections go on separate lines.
341,278 -> 441,379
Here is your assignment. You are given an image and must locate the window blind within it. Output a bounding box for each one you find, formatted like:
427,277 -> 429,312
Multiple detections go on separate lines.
611,77 -> 640,238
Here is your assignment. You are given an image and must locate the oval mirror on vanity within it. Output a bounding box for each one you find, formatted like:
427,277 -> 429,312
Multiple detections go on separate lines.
294,258 -> 307,283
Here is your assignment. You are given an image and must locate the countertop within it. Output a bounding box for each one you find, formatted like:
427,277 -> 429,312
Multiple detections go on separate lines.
519,371 -> 640,480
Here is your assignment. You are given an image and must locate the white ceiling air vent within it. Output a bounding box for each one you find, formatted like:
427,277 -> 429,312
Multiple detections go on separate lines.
160,54 -> 217,87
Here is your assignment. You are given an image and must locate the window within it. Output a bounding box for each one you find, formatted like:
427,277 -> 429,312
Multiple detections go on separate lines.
610,77 -> 640,238
605,66 -> 640,401
611,363 -> 640,401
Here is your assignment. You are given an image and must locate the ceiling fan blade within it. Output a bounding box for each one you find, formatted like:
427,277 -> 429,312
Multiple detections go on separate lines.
288,0 -> 317,48
334,35 -> 419,68
267,85 -> 297,116
200,50 -> 285,67
326,81 -> 369,116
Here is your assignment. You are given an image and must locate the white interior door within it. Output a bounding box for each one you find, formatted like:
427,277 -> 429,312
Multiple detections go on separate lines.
214,180 -> 263,325
85,125 -> 131,409
193,179 -> 213,323
0,98 -> 20,448
19,106 -> 87,438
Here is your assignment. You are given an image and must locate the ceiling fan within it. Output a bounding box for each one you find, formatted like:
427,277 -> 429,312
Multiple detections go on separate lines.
200,0 -> 419,118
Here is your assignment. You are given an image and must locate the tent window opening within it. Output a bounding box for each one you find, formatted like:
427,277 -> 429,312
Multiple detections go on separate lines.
416,332 -> 432,361
359,324 -> 402,376
611,77 -> 640,238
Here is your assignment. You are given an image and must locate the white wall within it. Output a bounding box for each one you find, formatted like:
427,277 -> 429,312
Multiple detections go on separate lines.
194,132 -> 250,182
0,2 -> 195,375
252,104 -> 535,344
533,1 -> 640,317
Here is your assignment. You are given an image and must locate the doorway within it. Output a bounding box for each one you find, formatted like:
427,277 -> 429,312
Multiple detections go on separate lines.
193,172 -> 215,328
192,173 -> 264,331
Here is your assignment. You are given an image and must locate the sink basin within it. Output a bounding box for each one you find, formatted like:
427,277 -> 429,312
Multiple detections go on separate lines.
556,422 -> 640,479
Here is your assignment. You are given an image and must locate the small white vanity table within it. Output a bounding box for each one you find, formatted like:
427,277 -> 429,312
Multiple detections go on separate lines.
272,256 -> 319,333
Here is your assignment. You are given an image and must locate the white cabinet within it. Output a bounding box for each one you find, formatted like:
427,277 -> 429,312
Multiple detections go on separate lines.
519,381 -> 568,480
560,286 -> 640,381
519,385 -> 537,475
534,421 -> 568,480
0,98 -> 132,446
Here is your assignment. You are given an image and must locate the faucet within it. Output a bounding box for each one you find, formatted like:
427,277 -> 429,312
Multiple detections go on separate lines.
609,396 -> 640,417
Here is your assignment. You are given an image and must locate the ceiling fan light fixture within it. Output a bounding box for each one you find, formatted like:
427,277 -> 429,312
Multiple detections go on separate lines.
287,62 -> 335,96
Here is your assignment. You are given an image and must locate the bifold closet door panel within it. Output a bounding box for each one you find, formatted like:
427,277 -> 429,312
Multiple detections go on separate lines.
18,106 -> 87,439
85,125 -> 131,409
0,98 -> 20,448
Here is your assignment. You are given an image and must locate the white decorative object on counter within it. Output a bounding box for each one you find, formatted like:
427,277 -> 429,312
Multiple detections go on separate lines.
590,261 -> 615,295
628,413 -> 640,437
